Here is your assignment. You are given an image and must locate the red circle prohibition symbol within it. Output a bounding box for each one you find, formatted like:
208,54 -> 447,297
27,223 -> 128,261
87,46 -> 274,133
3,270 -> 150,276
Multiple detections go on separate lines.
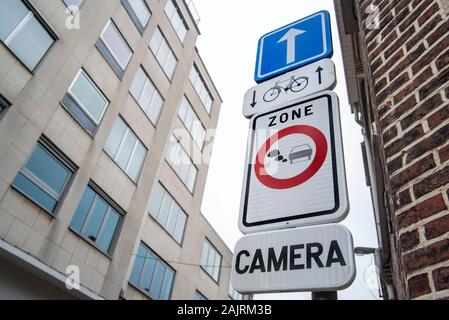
255,125 -> 328,190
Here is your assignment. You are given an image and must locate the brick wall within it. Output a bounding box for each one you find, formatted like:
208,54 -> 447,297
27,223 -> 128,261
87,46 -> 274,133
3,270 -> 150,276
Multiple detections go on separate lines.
358,0 -> 449,299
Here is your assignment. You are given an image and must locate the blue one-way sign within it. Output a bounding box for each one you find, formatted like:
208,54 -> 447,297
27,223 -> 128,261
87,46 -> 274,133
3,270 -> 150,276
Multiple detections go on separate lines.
254,11 -> 333,83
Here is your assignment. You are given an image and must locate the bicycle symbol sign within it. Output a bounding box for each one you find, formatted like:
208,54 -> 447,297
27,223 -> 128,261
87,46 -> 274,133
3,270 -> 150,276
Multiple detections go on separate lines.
243,59 -> 336,118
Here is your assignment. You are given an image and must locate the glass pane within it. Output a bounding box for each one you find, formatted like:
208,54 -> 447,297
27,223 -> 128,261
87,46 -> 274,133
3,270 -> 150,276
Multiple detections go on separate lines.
165,53 -> 177,79
178,99 -> 188,121
160,268 -> 174,300
173,212 -> 186,244
70,186 -> 96,231
165,204 -> 179,238
84,197 -> 108,243
9,15 -> 54,70
128,0 -> 150,26
149,262 -> 166,299
177,24 -> 187,42
179,161 -> 190,184
101,21 -> 131,69
184,107 -> 194,131
138,79 -> 153,112
213,253 -> 221,281
130,67 -> 147,102
25,145 -> 70,194
0,0 -> 29,41
130,244 -> 147,286
70,71 -> 107,122
105,117 -> 127,158
148,92 -> 163,124
139,251 -> 156,292
116,131 -> 136,169
127,141 -> 146,182
12,173 -> 57,213
158,193 -> 172,228
186,165 -> 197,192
201,242 -> 209,267
157,42 -> 169,67
98,210 -> 120,253
64,0 -> 85,7
164,0 -> 176,19
149,183 -> 165,219
207,245 -> 215,276
149,29 -> 163,55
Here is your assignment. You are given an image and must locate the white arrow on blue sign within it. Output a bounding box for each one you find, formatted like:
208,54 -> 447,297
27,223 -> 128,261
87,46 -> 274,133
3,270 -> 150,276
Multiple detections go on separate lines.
254,11 -> 333,83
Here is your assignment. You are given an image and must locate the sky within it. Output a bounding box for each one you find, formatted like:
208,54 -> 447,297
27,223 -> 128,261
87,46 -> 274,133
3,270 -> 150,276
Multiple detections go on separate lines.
194,0 -> 381,300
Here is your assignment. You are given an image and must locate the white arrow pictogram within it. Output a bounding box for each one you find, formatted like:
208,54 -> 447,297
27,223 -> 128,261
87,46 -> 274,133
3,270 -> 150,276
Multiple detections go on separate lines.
277,28 -> 306,64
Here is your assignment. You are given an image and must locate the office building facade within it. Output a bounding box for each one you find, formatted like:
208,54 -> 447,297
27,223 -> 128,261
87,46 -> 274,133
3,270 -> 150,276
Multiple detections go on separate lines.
0,0 -> 244,300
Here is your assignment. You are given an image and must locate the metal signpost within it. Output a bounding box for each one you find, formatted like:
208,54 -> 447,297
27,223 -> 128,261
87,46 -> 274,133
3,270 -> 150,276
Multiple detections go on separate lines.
232,10 -> 355,301
243,59 -> 337,118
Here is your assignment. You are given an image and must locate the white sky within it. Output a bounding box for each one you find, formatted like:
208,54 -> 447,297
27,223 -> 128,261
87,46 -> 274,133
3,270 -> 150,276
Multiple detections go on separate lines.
195,0 -> 381,300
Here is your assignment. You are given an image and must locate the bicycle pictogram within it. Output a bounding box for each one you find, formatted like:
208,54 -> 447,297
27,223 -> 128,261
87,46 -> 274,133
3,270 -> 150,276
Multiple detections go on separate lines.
263,75 -> 309,103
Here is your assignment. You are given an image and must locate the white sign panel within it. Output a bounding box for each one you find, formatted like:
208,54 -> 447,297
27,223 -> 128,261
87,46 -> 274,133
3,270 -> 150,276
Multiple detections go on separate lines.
243,59 -> 336,118
231,224 -> 356,293
239,91 -> 349,234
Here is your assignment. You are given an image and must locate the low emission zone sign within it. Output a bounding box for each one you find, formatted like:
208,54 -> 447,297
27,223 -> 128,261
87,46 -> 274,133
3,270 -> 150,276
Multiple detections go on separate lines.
239,91 -> 349,234
231,224 -> 356,294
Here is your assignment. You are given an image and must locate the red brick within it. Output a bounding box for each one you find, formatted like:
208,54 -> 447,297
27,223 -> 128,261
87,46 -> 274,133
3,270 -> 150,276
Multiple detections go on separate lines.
412,34 -> 449,75
428,105 -> 449,129
375,77 -> 388,92
394,189 -> 412,210
383,126 -> 398,145
374,49 -> 404,81
385,26 -> 416,57
435,48 -> 449,71
381,96 -> 417,128
403,239 -> 449,273
406,15 -> 443,51
394,67 -> 433,106
381,7 -> 410,40
370,57 -> 383,73
397,194 -> 447,229
378,100 -> 393,118
433,267 -> 449,291
439,145 -> 449,163
408,274 -> 431,298
425,214 -> 449,240
369,31 -> 398,62
390,154 -> 436,192
406,124 -> 449,163
389,44 -> 426,82
385,125 -> 424,158
387,155 -> 402,175
376,72 -> 410,105
399,0 -> 432,32
446,87 -> 449,99
400,229 -> 420,251
394,0 -> 410,15
427,18 -> 449,45
413,165 -> 449,199
418,2 -> 440,26
419,66 -> 449,100
400,93 -> 443,130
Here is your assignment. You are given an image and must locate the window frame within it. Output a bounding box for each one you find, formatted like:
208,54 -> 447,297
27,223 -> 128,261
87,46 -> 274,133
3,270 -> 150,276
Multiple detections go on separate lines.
121,0 -> 151,34
66,69 -> 109,125
164,0 -> 189,44
148,181 -> 188,245
194,290 -> 208,300
129,65 -> 165,127
178,96 -> 206,151
165,134 -> 198,194
0,0 -> 58,73
104,116 -> 148,183
189,64 -> 214,115
0,94 -> 11,120
129,242 -> 176,300
62,0 -> 86,9
69,181 -> 125,257
11,136 -> 77,217
149,27 -> 178,81
200,239 -> 222,284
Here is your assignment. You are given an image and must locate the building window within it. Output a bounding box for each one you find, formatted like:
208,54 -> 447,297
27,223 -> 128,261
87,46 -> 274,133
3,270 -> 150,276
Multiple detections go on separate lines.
164,0 -> 188,43
96,20 -> 132,79
148,182 -> 187,244
105,117 -> 147,183
149,28 -> 177,80
12,138 -> 76,215
165,135 -> 198,193
63,0 -> 85,8
189,65 -> 213,114
129,66 -> 164,125
194,291 -> 207,300
129,242 -> 175,300
200,239 -> 221,282
0,0 -> 56,71
178,97 -> 206,149
0,95 -> 10,119
61,69 -> 109,135
121,0 -> 151,34
70,184 -> 123,255
228,285 -> 242,300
